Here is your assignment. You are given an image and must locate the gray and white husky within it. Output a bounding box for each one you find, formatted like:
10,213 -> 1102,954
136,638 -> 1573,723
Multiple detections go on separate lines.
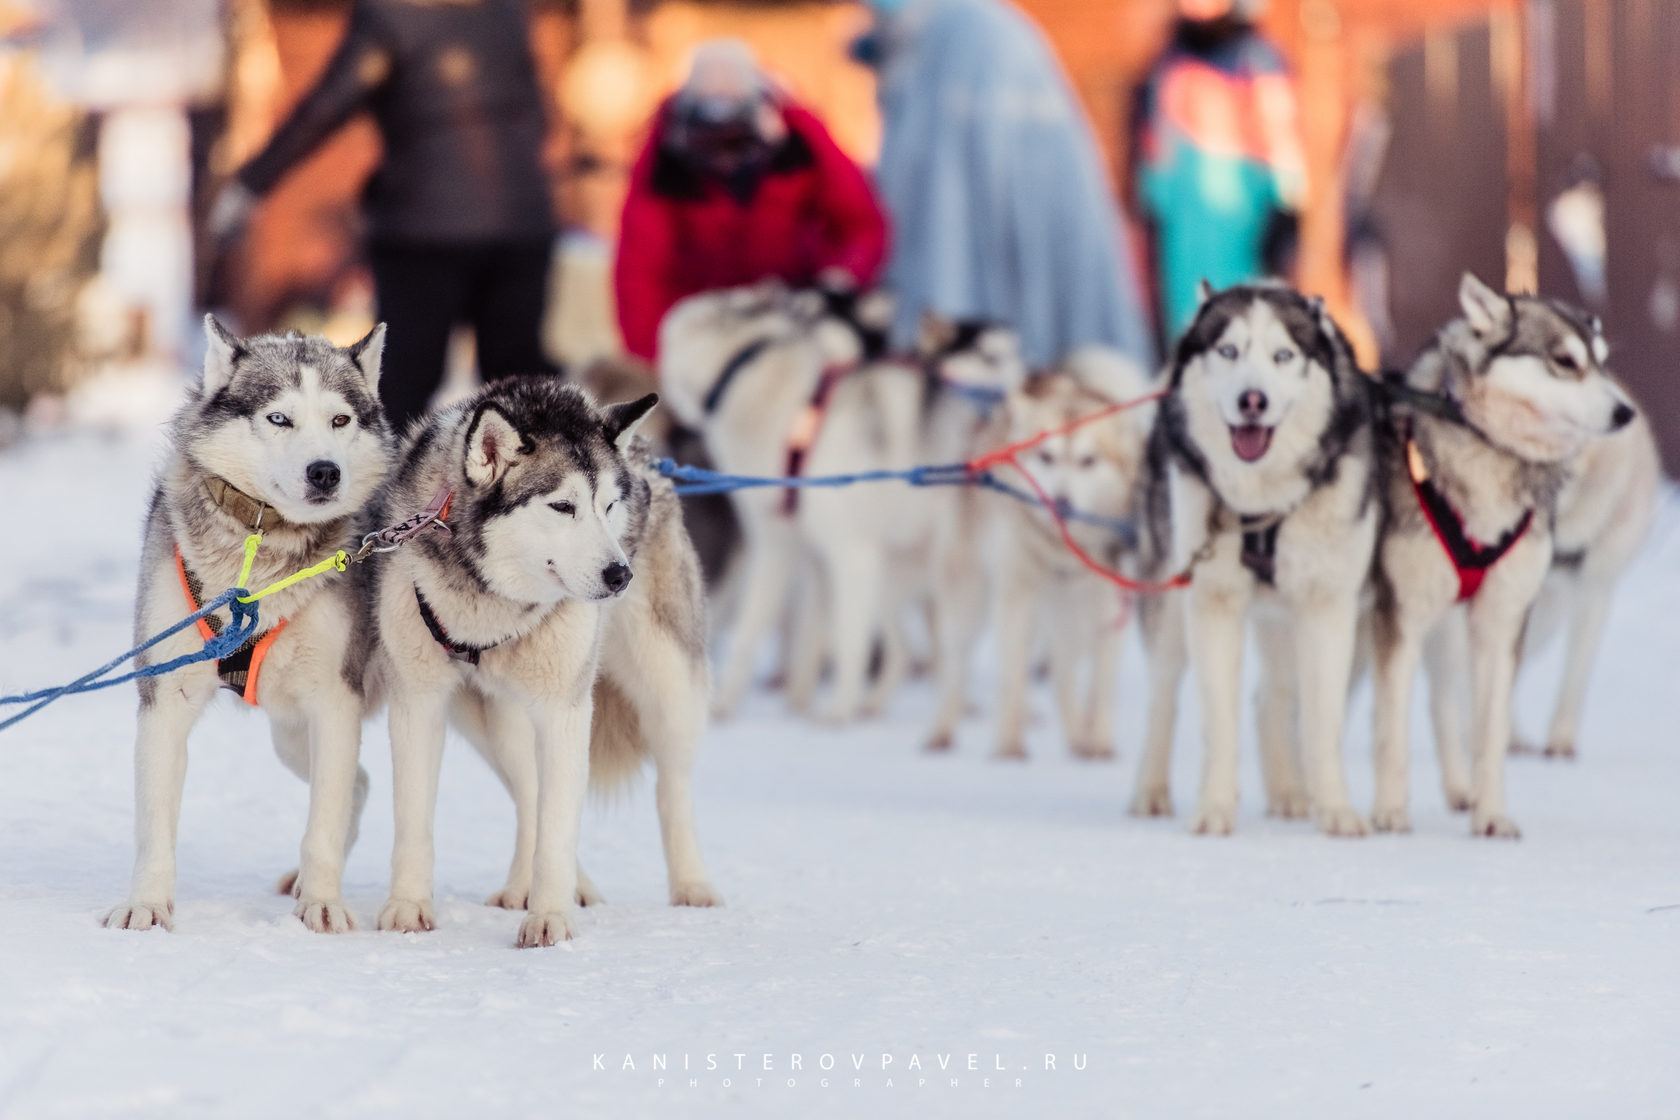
106,316 -> 394,933
1369,274 -> 1637,837
368,378 -> 718,948
1130,283 -> 1379,836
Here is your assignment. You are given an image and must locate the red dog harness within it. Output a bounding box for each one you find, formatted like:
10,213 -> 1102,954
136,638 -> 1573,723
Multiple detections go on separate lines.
780,362 -> 853,515
1405,440 -> 1533,602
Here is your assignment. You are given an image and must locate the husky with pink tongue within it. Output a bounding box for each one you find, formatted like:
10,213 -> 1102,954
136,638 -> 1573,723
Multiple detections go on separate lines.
1130,282 -> 1379,837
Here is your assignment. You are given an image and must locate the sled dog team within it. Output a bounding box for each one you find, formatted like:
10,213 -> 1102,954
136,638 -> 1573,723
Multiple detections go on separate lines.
105,271 -> 1656,942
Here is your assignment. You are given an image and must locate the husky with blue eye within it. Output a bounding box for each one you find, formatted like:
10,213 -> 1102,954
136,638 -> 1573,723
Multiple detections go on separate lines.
106,315 -> 395,935
368,377 -> 719,948
1129,282 -> 1379,838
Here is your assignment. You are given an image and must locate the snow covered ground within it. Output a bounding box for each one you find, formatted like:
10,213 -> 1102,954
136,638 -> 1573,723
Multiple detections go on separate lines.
1,426 -> 1678,1119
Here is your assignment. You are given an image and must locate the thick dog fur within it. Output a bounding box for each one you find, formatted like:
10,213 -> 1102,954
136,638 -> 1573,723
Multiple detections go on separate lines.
660,284 -> 929,724
107,316 -> 395,933
369,378 -> 718,948
1130,283 -> 1378,837
1370,275 -> 1638,837
976,350 -> 1153,760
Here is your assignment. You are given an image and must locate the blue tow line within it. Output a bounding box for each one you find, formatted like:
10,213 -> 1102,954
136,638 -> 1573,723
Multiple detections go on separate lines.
0,590 -> 259,733
654,459 -> 1138,550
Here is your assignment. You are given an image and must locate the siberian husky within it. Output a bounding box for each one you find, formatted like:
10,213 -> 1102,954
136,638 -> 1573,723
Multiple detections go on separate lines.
1370,274 -> 1638,836
1129,283 -> 1378,836
977,349 -> 1153,760
369,378 -> 718,948
106,316 -> 394,933
658,283 -> 926,724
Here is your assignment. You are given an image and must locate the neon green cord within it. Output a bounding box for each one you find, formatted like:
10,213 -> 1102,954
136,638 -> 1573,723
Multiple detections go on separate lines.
237,549 -> 350,603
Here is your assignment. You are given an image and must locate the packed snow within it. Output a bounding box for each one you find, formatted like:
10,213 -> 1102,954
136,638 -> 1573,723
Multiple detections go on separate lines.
1,422 -> 1677,1118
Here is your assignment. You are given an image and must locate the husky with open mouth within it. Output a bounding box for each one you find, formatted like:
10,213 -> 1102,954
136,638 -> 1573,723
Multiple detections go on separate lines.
1369,274 -> 1638,837
369,378 -> 719,947
1130,282 -> 1378,836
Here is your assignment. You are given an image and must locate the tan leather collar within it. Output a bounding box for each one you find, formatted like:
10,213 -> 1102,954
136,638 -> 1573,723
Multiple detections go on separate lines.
205,475 -> 291,532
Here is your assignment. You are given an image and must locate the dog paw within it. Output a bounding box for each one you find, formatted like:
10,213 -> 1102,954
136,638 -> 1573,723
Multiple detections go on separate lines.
993,742 -> 1028,761
1443,785 -> 1474,812
1472,811 -> 1522,839
924,731 -> 954,753
1370,804 -> 1412,833
377,897 -> 435,933
1266,789 -> 1311,819
295,897 -> 356,934
1130,786 -> 1174,817
276,869 -> 301,898
670,880 -> 722,908
516,909 -> 574,948
1190,802 -> 1237,836
1073,741 -> 1117,761
485,886 -> 529,911
1543,740 -> 1577,761
1509,737 -> 1541,756
103,899 -> 174,932
1315,804 -> 1370,838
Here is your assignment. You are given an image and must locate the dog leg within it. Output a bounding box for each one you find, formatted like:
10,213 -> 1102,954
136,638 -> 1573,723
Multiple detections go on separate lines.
1542,579 -> 1613,760
990,568 -> 1037,760
454,690 -> 540,910
1187,582 -> 1249,835
1466,603 -> 1525,839
378,686 -> 450,933
609,640 -> 720,908
270,716 -> 310,897
783,565 -> 826,715
1079,616 -> 1120,760
105,667 -> 218,931
1130,592 -> 1185,817
925,539 -> 986,752
518,697 -> 593,948
1372,609 -> 1426,833
1293,598 -> 1368,837
713,529 -> 795,719
1422,614 -> 1473,810
293,690 -> 363,933
816,542 -> 886,725
1253,614 -> 1308,819
864,598 -> 912,718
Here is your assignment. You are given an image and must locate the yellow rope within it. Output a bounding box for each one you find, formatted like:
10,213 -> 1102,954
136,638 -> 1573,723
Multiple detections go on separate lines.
236,538 -> 350,604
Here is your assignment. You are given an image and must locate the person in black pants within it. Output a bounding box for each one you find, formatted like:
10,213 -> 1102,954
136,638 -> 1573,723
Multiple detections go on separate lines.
210,0 -> 559,432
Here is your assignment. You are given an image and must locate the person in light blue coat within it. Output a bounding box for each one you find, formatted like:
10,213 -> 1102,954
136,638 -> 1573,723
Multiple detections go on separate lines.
855,0 -> 1154,370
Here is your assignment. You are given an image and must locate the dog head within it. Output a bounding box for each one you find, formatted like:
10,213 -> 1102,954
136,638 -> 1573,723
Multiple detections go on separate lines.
451,379 -> 656,605
919,315 -> 1028,395
658,281 -> 801,425
1443,273 -> 1635,462
1170,282 -> 1356,474
181,315 -> 393,525
1002,350 -> 1153,523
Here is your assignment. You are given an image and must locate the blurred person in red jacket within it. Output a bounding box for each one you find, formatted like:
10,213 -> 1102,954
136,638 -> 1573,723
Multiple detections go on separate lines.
613,40 -> 889,364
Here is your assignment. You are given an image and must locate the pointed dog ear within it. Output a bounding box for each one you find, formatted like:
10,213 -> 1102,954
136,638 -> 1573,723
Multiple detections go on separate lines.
203,314 -> 244,394
1458,272 -> 1511,338
602,392 -> 659,451
1196,279 -> 1216,308
345,322 -> 387,393
464,403 -> 523,487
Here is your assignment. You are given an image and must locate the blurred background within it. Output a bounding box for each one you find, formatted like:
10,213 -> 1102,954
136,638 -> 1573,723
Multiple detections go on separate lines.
0,0 -> 1676,465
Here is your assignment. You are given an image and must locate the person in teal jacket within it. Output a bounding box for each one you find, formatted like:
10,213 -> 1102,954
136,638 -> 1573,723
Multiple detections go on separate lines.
1131,0 -> 1306,344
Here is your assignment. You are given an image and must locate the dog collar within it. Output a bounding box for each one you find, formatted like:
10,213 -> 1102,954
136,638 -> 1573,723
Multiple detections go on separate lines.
1406,438 -> 1533,601
703,336 -> 777,414
414,587 -> 497,666
205,475 -> 291,532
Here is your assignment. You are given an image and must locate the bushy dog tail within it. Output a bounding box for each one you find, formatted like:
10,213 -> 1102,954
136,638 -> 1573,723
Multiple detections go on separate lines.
588,676 -> 648,795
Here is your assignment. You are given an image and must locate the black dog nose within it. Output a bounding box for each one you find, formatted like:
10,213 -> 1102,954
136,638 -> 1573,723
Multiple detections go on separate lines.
305,460 -> 341,491
1611,401 -> 1636,430
602,562 -> 632,594
1239,390 -> 1269,420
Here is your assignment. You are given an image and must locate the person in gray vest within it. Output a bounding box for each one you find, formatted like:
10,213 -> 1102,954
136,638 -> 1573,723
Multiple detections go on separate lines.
210,0 -> 558,430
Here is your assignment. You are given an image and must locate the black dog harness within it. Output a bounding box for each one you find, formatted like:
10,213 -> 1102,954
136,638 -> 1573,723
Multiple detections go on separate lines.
414,588 -> 498,667
1239,515 -> 1282,585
